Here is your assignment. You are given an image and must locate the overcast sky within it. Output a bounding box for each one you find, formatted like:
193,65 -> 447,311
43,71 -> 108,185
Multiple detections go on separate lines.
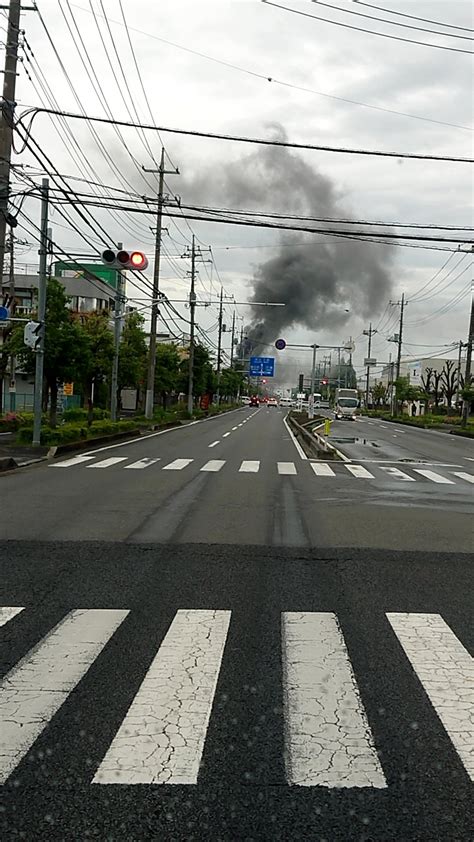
11,0 -> 474,384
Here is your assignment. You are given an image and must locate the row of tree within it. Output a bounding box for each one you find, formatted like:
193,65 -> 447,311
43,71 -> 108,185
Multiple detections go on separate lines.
372,359 -> 468,411
0,279 -> 244,425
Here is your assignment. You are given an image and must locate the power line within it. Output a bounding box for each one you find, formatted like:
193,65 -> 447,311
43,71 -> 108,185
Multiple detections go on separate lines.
409,255 -> 470,303
20,107 -> 474,163
261,0 -> 474,55
351,1 -> 474,34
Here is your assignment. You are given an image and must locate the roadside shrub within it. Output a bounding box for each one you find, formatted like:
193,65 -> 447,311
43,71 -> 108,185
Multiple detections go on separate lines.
63,407 -> 109,422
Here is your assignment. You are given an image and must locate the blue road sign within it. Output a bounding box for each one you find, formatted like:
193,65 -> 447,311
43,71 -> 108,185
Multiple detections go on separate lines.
275,338 -> 286,350
0,306 -> 9,321
249,356 -> 275,377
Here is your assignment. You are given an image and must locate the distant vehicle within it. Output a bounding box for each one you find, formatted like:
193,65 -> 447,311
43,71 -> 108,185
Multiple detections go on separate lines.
267,397 -> 278,407
279,397 -> 293,408
334,388 -> 359,420
241,396 -> 250,405
313,392 -> 322,408
249,396 -> 259,407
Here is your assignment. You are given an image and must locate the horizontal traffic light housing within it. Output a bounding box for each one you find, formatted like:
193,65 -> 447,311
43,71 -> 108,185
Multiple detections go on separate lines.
101,249 -> 149,271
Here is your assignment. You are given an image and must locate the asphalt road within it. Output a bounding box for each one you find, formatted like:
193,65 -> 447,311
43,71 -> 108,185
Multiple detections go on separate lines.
0,407 -> 473,840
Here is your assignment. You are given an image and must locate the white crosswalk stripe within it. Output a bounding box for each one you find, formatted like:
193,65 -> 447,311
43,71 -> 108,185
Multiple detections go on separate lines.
277,462 -> 297,475
162,458 -> 193,471
452,471 -> 474,484
0,607 -> 471,788
50,455 -> 95,468
345,464 -> 375,479
380,466 -> 415,482
413,469 -> 454,484
87,457 -> 128,469
201,460 -> 226,472
0,609 -> 128,784
124,458 -> 160,470
239,460 -> 260,473
310,463 -> 336,477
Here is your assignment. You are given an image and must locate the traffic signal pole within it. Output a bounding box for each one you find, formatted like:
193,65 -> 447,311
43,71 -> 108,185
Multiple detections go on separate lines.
32,178 -> 49,446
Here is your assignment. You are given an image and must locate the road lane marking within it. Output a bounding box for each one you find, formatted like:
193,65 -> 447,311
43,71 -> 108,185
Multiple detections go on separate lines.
345,464 -> 375,479
232,426 -> 239,431
93,609 -> 231,785
201,460 -> 226,472
50,455 -> 95,468
208,440 -> 220,448
222,432 -> 231,438
387,613 -> 474,782
283,414 -> 307,461
277,462 -> 297,475
414,469 -> 454,484
380,425 -> 387,429
464,457 -> 474,461
394,429 -> 406,433
380,466 -> 415,482
0,609 -> 128,784
87,457 -> 128,469
282,612 -> 386,788
0,607 -> 24,629
452,471 -> 474,484
239,460 -> 260,472
310,463 -> 336,477
162,459 -> 193,471
124,458 -> 160,470
238,423 -> 243,427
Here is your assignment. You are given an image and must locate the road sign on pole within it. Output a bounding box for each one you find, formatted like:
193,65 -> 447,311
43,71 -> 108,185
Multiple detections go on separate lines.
0,305 -> 9,321
364,357 -> 377,367
275,338 -> 286,350
249,356 -> 275,377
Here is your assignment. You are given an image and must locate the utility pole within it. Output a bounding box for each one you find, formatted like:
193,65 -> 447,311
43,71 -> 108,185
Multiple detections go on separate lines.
363,323 -> 377,408
230,310 -> 236,368
8,230 -> 15,410
461,289 -> 473,428
110,242 -> 125,422
143,148 -> 179,419
187,235 -> 196,415
308,343 -> 318,420
32,178 -> 48,446
456,339 -> 464,408
215,287 -> 224,403
0,0 -> 22,284
395,293 -> 406,381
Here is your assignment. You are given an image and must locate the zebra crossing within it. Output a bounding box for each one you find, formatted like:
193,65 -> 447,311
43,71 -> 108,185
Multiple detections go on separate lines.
1,606 -> 472,788
49,453 -> 474,487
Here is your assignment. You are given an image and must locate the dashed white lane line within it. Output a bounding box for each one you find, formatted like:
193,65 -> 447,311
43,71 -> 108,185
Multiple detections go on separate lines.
311,463 -> 336,477
208,440 -> 220,448
0,609 -> 129,785
282,612 -> 386,788
239,460 -> 260,473
277,462 -> 297,475
0,607 -> 24,628
232,426 -> 239,431
50,455 -> 95,468
124,458 -> 160,470
93,609 -> 231,785
87,457 -> 128,469
452,471 -> 474,484
345,464 -> 375,479
238,423 -> 243,427
201,460 -> 226,472
387,613 -> 474,782
414,469 -> 454,484
465,457 -> 474,461
380,466 -> 415,482
222,432 -> 231,438
162,458 -> 194,471
380,425 -> 387,429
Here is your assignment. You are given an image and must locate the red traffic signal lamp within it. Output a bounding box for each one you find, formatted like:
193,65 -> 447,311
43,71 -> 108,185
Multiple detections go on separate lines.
321,378 -> 329,385
101,249 -> 149,271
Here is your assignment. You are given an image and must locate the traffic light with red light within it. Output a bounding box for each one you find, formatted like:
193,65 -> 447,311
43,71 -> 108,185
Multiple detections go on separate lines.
101,249 -> 149,271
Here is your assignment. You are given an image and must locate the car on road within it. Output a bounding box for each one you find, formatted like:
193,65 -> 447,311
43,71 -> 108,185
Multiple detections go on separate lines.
241,396 -> 250,405
249,396 -> 259,407
266,398 -> 279,407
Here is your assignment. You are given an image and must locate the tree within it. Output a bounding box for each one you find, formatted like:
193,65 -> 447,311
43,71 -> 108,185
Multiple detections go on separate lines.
14,279 -> 89,427
118,311 -> 147,408
372,381 -> 388,406
219,367 -> 244,400
179,343 -> 215,402
394,376 -> 422,406
154,343 -> 180,406
421,366 -> 442,410
78,311 -> 114,424
440,359 -> 457,409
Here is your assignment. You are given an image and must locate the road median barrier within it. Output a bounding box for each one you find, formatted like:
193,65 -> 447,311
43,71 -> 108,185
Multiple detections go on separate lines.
288,412 -> 347,461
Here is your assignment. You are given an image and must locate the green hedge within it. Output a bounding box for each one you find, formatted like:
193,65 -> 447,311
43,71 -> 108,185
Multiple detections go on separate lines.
62,407 -> 110,422
16,419 -> 139,446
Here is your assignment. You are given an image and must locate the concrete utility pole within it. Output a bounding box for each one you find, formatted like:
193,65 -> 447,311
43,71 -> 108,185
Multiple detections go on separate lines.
8,231 -> 15,410
395,292 -> 406,381
187,235 -> 196,415
216,287 -> 224,403
363,323 -> 377,408
456,339 -> 464,408
308,343 -> 318,419
230,310 -> 236,368
143,148 -> 179,419
0,0 -> 22,285
32,178 -> 48,446
461,290 -> 473,428
110,242 -> 125,422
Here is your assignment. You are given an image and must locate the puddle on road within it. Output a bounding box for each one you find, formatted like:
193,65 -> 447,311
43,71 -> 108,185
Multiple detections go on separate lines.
330,437 -> 380,447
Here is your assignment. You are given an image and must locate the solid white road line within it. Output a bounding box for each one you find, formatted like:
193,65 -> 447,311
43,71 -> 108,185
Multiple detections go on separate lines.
277,462 -> 297,475
414,469 -> 454,484
282,612 -> 386,788
124,458 -> 160,470
87,457 -> 128,469
0,608 -> 128,784
162,459 -> 193,471
283,413 -> 307,461
50,455 -> 95,468
380,466 -> 415,482
345,464 -> 375,479
93,609 -> 231,785
239,460 -> 260,473
310,463 -> 336,477
201,460 -> 226,472
387,613 -> 474,782
452,471 -> 474,484
0,607 -> 24,628
380,425 -> 387,429
222,432 -> 231,438
208,441 -> 220,448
